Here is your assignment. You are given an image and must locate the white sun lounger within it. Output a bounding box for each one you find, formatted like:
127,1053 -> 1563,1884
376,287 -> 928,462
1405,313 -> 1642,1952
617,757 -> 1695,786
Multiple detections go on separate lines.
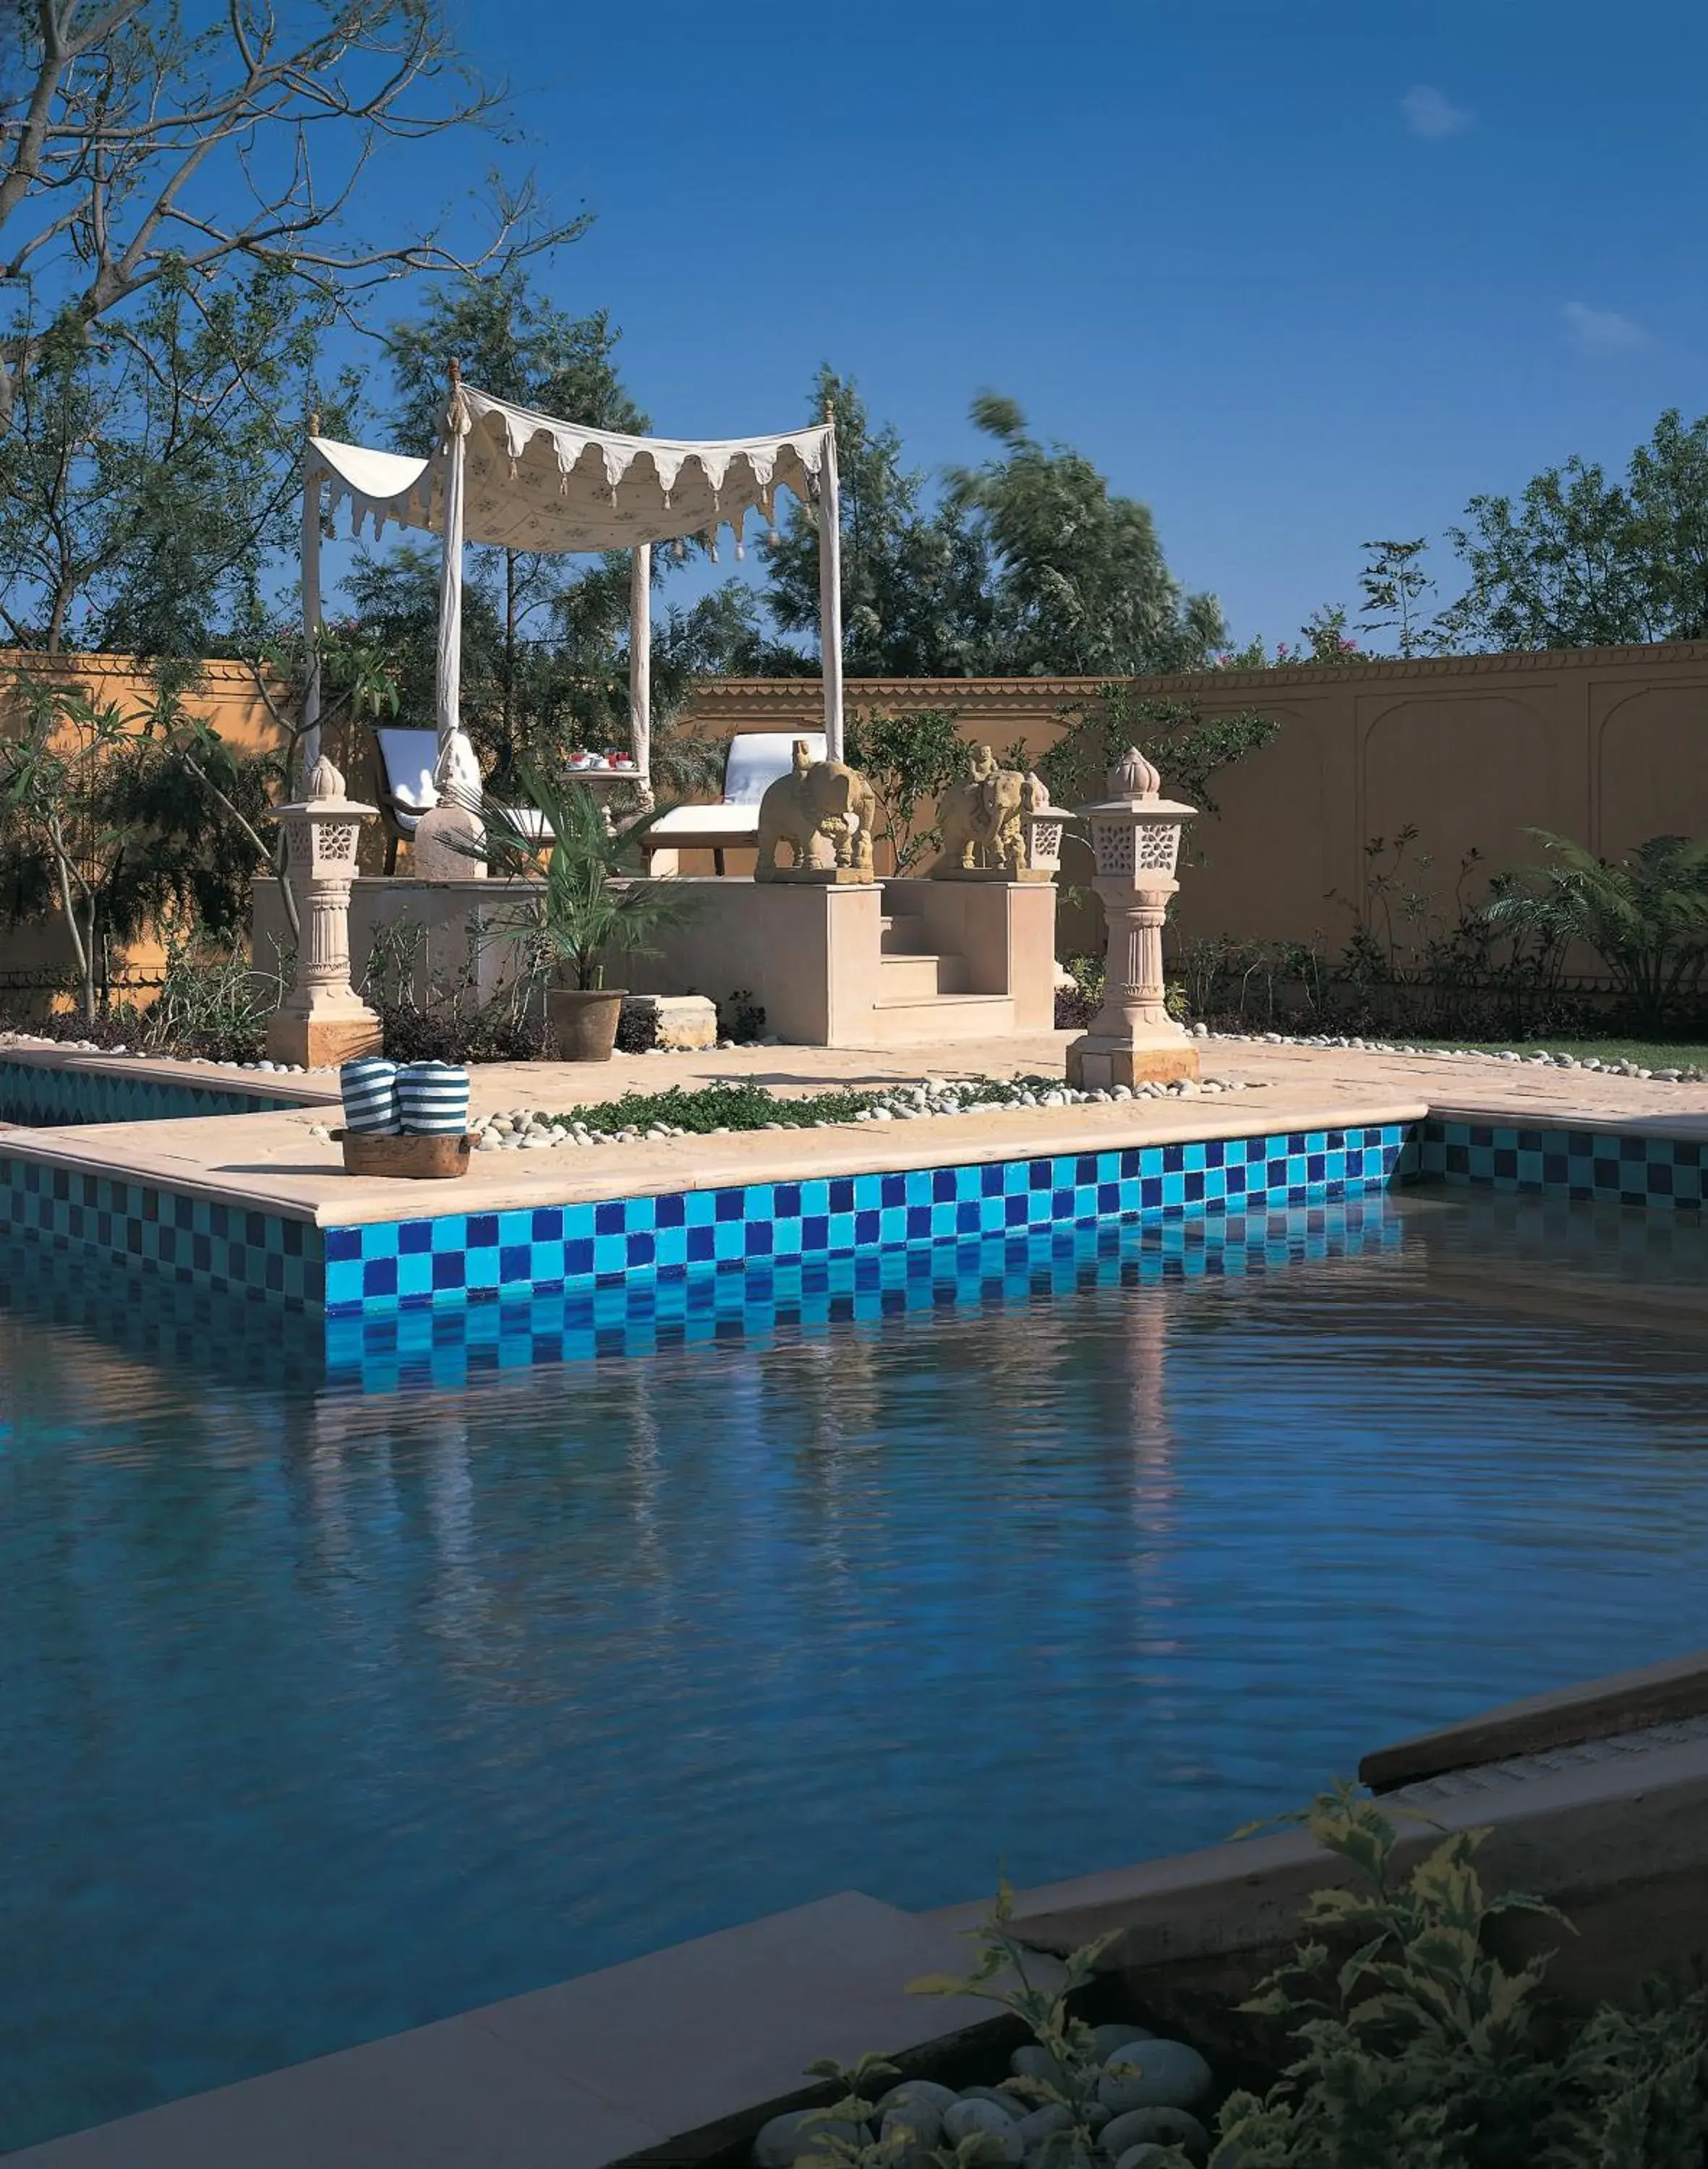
641,732 -> 827,873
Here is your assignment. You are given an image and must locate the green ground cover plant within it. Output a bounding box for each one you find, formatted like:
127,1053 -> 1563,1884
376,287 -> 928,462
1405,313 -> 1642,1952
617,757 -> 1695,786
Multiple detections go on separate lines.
1411,1039 -> 1708,1070
780,1784 -> 1708,2169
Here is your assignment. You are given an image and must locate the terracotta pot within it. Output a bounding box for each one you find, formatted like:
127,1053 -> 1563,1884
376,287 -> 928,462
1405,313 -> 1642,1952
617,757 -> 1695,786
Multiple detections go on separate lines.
548,986 -> 626,1062
333,1129 -> 475,1180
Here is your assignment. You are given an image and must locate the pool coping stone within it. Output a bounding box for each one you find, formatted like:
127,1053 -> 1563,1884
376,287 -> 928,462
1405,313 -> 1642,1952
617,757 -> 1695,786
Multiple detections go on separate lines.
5,1892 -> 1005,2169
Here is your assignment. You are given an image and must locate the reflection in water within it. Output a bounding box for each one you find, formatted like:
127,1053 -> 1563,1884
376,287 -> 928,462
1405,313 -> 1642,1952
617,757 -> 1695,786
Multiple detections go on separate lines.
1,1190 -> 1707,2151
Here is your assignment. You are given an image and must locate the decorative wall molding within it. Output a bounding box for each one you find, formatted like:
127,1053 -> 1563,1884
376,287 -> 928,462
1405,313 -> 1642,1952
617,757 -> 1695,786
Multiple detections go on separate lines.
690,639 -> 1708,716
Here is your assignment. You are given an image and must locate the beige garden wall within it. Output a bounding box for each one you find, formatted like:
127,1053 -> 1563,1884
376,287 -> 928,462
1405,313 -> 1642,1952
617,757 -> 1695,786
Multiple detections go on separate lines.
688,643 -> 1708,955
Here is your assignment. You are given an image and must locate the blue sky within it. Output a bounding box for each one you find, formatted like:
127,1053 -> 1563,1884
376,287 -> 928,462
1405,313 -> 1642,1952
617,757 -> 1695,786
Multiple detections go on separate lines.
354,0 -> 1708,652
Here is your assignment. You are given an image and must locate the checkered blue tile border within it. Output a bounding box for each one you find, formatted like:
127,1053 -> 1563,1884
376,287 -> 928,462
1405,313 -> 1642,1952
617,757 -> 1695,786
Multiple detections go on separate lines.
0,1055 -> 303,1128
0,1152 -> 324,1309
1417,1118 -> 1705,1209
23,1115 -> 1697,1325
322,1123 -> 1412,1316
328,1197 -> 1405,1391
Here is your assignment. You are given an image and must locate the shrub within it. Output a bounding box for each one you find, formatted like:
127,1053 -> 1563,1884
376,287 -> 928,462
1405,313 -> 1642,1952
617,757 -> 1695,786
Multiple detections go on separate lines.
1210,1781 -> 1708,2168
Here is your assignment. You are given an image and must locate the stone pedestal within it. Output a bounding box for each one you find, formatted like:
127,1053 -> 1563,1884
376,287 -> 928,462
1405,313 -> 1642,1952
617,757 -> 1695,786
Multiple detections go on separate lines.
265,758 -> 383,1069
1064,748 -> 1199,1091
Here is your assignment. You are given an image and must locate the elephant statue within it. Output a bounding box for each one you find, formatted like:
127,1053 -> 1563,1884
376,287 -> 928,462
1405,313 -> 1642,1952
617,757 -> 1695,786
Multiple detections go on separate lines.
933,745 -> 1028,876
755,740 -> 878,879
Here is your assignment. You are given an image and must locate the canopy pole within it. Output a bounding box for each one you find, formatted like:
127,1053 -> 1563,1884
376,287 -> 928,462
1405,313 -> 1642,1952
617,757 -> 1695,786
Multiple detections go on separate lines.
817,407 -> 844,762
299,422 -> 323,783
629,542 -> 652,792
435,361 -> 469,771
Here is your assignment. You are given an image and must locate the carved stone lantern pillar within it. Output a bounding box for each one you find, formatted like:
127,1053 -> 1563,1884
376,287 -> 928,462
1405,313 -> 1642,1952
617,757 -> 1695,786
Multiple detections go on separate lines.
1020,772 -> 1065,883
265,756 -> 384,1069
1065,748 -> 1199,1090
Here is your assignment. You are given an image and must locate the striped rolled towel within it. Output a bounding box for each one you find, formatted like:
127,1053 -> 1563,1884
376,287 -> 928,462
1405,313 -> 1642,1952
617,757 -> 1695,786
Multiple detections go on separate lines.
396,1061 -> 471,1137
340,1056 -> 399,1135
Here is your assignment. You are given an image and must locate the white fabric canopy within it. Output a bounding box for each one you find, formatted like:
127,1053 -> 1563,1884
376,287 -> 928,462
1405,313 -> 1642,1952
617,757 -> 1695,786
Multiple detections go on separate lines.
299,380 -> 844,787
307,390 -> 834,555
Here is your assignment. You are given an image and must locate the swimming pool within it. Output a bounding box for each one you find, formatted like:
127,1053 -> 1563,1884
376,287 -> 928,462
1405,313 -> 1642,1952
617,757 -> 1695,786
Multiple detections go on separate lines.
3,1186 -> 1707,2150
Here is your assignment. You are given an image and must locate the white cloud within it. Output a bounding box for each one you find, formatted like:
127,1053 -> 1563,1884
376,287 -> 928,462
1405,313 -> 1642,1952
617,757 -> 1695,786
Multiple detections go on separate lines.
1401,85 -> 1474,140
1561,300 -> 1649,355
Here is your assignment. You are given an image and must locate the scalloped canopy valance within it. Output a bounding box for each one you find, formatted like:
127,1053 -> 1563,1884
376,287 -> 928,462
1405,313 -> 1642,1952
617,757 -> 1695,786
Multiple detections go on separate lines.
308,384 -> 833,555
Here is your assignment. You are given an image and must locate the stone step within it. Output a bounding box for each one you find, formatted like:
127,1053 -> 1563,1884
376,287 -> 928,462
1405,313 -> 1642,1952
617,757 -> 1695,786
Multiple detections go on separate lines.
879,917 -> 936,956
877,951 -> 970,998
868,991 -> 1015,1043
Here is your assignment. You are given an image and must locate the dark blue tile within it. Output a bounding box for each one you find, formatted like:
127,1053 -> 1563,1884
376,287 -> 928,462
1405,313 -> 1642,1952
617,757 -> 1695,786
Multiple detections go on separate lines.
957,1200 -> 980,1233
594,1200 -> 625,1236
1141,1178 -> 1163,1208
325,1225 -> 361,1261
774,1182 -> 802,1218
1028,1161 -> 1052,1191
362,1257 -> 398,1299
881,1173 -> 907,1207
1004,1194 -> 1028,1226
686,1225 -> 715,1263
802,1214 -> 829,1249
855,1210 -> 880,1244
906,1205 -> 931,1238
714,1189 -> 745,1222
744,1222 -> 774,1256
500,1244 -> 531,1280
933,1168 -> 957,1202
431,1252 -> 466,1291
627,1231 -> 656,1267
400,1222 -> 432,1254
655,1192 -> 686,1227
830,1177 -> 855,1212
565,1237 -> 595,1276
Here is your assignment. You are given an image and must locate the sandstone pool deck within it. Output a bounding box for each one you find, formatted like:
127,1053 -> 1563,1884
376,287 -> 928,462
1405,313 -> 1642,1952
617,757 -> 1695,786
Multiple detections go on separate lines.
4,1030 -> 1707,1228
4,1030 -> 1707,1235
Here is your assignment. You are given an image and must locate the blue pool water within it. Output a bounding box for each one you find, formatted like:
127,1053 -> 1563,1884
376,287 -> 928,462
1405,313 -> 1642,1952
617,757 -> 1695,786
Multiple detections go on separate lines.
4,1188 -> 1708,2150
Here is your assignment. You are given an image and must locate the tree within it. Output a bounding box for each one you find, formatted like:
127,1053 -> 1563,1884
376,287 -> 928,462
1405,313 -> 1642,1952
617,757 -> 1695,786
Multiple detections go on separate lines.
948,394 -> 1226,677
1357,539 -> 1434,657
0,261 -> 353,651
384,273 -> 647,748
764,369 -> 996,677
1037,683 -> 1281,824
842,706 -> 970,871
1436,409 -> 1708,650
1444,458 -> 1645,650
0,0 -> 580,424
0,670 -> 276,1020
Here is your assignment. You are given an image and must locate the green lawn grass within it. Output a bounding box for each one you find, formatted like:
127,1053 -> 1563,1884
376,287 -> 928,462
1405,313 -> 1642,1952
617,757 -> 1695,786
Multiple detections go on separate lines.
1412,1038 -> 1708,1069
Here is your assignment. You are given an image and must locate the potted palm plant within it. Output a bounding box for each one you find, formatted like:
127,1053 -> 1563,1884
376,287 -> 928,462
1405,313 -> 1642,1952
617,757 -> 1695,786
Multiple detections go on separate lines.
481,768 -> 699,1062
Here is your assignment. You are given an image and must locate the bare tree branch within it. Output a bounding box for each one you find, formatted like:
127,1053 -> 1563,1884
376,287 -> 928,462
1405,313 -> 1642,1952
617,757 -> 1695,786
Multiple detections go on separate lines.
0,0 -> 584,421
